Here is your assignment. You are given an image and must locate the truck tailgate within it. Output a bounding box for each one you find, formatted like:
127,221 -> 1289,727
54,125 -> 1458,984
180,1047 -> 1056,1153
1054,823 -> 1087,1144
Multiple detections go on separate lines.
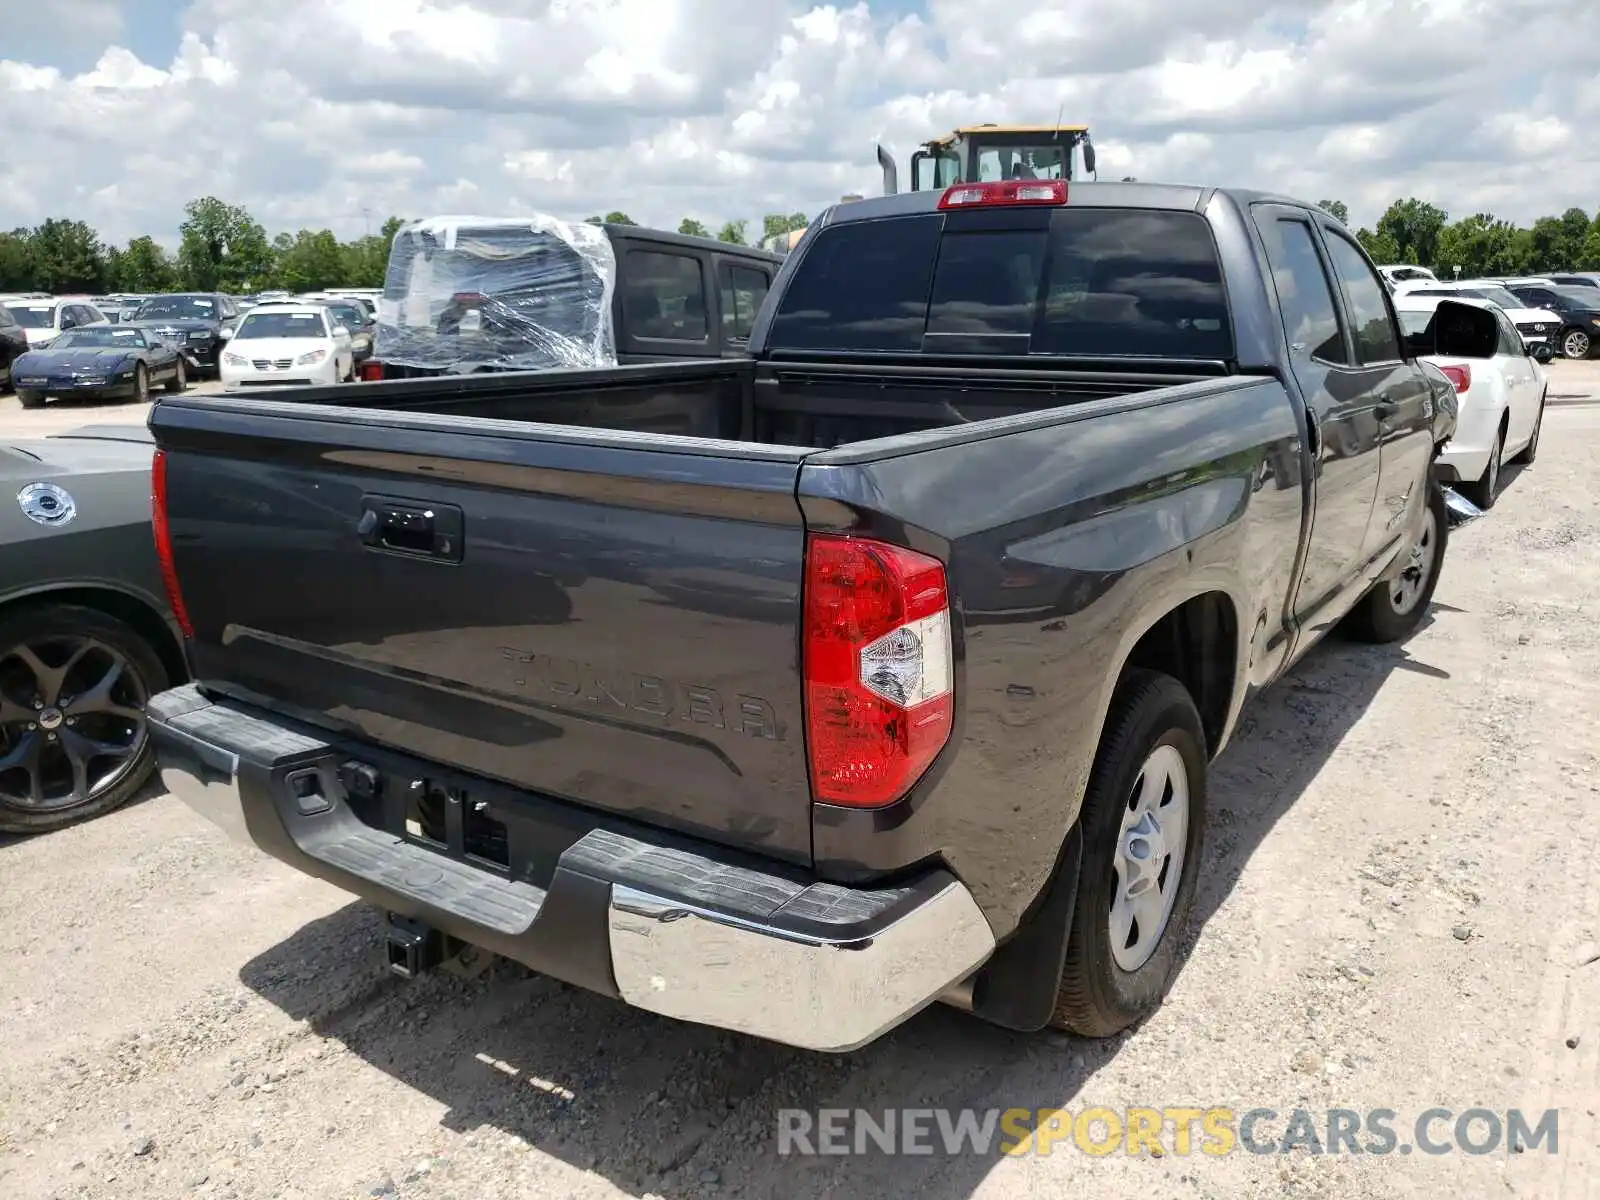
149,398 -> 816,865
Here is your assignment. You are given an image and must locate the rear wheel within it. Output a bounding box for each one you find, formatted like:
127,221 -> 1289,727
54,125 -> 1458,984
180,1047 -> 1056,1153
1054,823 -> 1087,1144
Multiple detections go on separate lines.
0,606 -> 169,835
1050,669 -> 1208,1037
1462,423 -> 1504,510
1511,392 -> 1544,465
1345,482 -> 1449,644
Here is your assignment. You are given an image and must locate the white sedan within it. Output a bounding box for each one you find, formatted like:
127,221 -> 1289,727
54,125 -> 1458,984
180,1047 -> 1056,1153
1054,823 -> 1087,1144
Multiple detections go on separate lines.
8,298 -> 111,347
219,305 -> 355,390
1395,294 -> 1544,509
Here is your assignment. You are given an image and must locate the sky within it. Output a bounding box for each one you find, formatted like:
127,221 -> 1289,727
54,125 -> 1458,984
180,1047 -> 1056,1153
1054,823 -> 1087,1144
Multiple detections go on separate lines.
0,0 -> 1596,248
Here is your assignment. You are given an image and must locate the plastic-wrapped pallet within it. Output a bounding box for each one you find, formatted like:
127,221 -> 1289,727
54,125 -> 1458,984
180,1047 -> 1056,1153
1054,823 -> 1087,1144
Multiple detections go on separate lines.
374,214 -> 617,374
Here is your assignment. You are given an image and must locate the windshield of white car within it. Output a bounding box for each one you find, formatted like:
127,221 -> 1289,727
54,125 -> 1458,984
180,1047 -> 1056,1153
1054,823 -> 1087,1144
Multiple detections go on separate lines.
135,296 -> 217,320
12,306 -> 55,328
1460,287 -> 1523,310
53,328 -> 150,349
234,312 -> 327,339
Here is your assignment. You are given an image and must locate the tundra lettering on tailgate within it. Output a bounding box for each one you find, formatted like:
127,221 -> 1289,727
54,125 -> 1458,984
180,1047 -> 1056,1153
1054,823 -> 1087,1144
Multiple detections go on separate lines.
497,646 -> 782,740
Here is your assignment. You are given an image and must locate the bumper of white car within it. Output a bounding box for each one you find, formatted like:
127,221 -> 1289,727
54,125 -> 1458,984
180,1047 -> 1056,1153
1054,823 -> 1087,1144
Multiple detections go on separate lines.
1435,389 -> 1499,484
220,354 -> 341,391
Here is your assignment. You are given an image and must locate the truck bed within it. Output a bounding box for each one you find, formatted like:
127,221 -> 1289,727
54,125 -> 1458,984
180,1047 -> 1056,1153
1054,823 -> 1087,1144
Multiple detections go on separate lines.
149,356 -> 1241,873
240,356 -> 1229,447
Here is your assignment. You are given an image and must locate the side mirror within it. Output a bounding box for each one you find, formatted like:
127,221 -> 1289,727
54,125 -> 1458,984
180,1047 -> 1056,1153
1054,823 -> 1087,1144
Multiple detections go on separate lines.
333,325 -> 350,338
1431,300 -> 1498,360
218,326 -> 234,340
59,315 -> 76,330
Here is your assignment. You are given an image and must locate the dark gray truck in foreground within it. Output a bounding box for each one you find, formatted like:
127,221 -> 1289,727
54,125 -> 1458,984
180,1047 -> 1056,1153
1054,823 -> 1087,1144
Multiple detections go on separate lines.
144,181 -> 1455,1051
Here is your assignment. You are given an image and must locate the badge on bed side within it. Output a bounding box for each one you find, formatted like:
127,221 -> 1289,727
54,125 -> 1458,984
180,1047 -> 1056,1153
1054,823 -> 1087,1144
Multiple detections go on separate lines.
17,482 -> 77,527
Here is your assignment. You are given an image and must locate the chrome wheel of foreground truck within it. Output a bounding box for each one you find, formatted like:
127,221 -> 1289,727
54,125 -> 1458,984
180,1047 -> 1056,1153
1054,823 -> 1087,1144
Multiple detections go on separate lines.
146,183 -> 1460,1050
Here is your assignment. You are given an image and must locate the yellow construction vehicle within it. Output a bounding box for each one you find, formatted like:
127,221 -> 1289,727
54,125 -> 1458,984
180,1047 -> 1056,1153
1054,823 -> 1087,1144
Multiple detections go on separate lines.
876,123 -> 1097,195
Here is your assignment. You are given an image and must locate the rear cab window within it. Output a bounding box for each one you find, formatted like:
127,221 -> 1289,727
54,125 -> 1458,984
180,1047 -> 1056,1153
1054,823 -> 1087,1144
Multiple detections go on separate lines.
767,207 -> 1233,361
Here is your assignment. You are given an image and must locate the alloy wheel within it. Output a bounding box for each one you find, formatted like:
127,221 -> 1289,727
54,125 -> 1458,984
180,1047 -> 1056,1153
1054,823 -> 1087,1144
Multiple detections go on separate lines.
0,636 -> 149,813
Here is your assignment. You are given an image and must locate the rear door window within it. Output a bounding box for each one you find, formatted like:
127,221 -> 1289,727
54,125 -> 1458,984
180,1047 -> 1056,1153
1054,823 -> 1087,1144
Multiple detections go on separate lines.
767,208 -> 1232,359
623,251 -> 708,341
719,263 -> 771,342
1322,232 -> 1403,364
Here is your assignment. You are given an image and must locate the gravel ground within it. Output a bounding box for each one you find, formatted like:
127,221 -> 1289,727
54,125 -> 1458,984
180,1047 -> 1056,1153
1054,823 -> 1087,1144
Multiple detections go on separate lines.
3,364 -> 1600,1200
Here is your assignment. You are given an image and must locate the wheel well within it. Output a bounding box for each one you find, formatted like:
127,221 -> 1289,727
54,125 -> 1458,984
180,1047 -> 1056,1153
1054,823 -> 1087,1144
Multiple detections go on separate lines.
0,587 -> 187,687
1123,592 -> 1238,756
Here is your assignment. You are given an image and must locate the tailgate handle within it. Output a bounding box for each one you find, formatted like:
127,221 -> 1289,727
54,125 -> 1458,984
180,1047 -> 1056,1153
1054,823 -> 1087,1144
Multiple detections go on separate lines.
357,496 -> 463,562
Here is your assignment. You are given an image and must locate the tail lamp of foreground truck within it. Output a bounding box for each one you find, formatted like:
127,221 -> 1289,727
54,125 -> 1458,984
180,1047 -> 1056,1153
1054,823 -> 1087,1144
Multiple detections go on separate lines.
145,181 -> 1455,1052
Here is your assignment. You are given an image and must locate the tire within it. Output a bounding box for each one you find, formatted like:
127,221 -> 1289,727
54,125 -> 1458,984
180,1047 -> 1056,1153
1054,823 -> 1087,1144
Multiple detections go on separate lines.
1561,327 -> 1592,360
132,363 -> 149,405
0,605 -> 169,835
1461,422 -> 1504,510
1511,391 -> 1544,466
16,389 -> 44,409
1050,669 -> 1208,1037
1345,481 -> 1449,644
164,357 -> 187,394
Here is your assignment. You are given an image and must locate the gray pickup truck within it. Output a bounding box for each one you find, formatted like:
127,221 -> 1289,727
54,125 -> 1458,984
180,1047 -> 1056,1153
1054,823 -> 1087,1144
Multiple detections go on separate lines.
143,180 -> 1459,1051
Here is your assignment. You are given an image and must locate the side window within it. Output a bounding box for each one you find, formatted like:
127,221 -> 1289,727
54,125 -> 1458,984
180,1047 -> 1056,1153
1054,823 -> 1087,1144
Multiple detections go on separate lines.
1496,313 -> 1523,357
0,306 -> 13,327
718,263 -> 770,342
1322,231 -> 1403,364
623,251 -> 708,341
1255,214 -> 1347,365
58,306 -> 77,329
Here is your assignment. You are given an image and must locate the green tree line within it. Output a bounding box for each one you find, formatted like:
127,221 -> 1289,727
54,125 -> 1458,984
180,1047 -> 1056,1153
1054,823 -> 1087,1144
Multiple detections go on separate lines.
0,200 -> 818,297
0,198 -> 408,295
1316,198 -> 1600,277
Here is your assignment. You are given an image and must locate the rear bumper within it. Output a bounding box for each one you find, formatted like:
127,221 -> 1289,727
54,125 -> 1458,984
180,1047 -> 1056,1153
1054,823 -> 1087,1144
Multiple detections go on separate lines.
149,684 -> 995,1052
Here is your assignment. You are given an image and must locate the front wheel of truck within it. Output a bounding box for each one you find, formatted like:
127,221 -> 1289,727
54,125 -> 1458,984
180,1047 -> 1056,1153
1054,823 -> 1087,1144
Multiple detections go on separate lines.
1344,481 -> 1449,644
1050,668 -> 1209,1038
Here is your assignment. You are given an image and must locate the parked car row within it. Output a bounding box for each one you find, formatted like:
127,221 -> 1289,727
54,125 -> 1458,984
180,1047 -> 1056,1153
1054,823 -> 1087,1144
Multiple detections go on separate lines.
1379,269 -> 1600,361
0,289 -> 380,406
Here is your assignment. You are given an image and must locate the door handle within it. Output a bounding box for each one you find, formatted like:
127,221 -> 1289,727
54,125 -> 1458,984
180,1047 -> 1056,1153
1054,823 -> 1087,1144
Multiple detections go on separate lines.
357,496 -> 463,562
1374,393 -> 1398,420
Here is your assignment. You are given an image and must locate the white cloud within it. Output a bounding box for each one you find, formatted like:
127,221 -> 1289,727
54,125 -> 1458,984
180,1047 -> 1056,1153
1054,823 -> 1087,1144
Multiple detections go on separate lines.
0,0 -> 1596,249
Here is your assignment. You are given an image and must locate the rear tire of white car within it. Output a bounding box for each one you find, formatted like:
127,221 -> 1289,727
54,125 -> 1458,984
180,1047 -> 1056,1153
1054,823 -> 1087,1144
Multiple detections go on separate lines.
16,389 -> 43,409
1462,423 -> 1504,510
1511,393 -> 1544,466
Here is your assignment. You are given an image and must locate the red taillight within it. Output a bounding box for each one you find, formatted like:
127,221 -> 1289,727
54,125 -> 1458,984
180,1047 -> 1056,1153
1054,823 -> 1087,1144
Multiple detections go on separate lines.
150,448 -> 194,638
1439,364 -> 1471,393
802,534 -> 954,808
937,179 -> 1068,210
359,358 -> 385,381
